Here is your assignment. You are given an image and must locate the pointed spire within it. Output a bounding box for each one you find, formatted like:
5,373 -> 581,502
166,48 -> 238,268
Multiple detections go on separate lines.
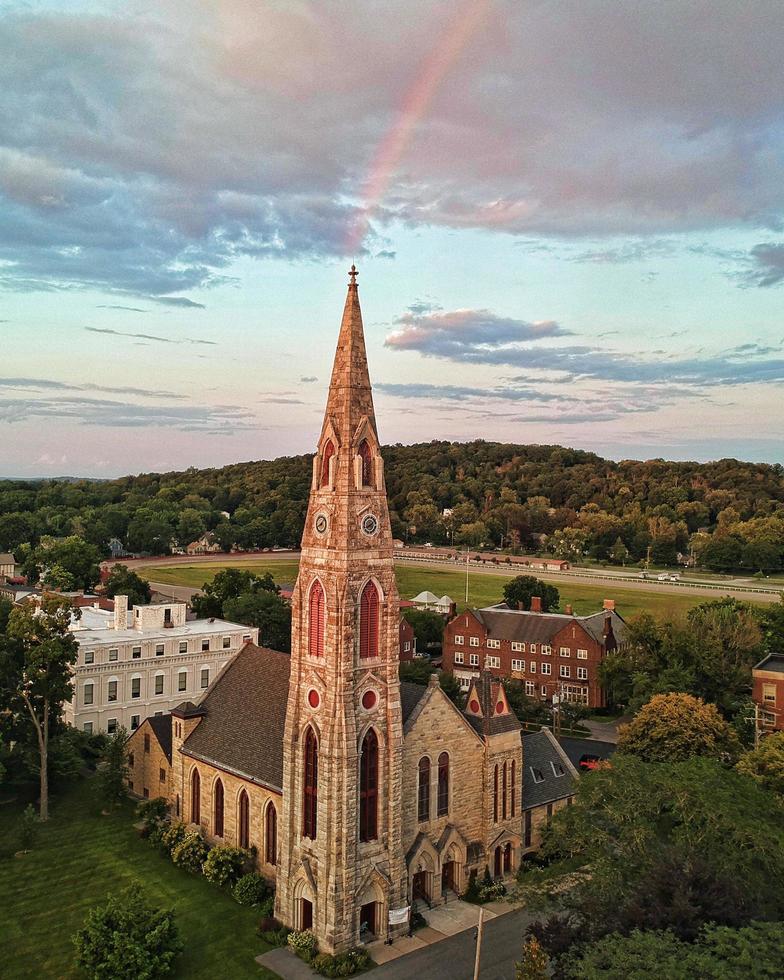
324,265 -> 376,440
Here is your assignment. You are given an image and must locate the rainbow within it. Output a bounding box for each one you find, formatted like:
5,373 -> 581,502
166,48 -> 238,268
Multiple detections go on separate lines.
348,0 -> 493,253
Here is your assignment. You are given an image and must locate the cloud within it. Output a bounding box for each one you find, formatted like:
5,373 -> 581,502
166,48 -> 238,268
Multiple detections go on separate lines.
150,296 -> 207,309
84,327 -> 216,346
374,249 -> 396,259
0,394 -> 256,432
746,243 -> 784,287
299,376 -> 318,383
385,309 -> 567,358
0,376 -> 184,399
0,1 -> 782,299
572,240 -> 676,264
97,305 -> 148,313
376,381 -> 565,403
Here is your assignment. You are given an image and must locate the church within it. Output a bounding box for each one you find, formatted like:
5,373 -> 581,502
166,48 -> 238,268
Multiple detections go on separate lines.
127,268 -> 577,953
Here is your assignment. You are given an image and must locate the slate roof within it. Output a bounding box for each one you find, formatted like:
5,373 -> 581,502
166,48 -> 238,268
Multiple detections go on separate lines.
400,681 -> 428,724
754,653 -> 784,675
464,672 -> 522,737
473,605 -> 627,647
147,714 -> 173,764
522,728 -> 578,809
181,643 -> 291,792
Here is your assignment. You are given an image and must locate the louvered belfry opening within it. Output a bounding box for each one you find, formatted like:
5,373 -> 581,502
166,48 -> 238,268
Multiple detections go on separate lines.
359,581 -> 379,658
309,580 -> 325,656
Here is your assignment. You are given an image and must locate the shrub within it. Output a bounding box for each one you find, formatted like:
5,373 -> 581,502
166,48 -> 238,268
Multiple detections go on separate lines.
158,821 -> 187,856
287,929 -> 318,962
202,845 -> 249,888
171,831 -> 209,873
233,872 -> 271,907
478,879 -> 507,902
410,910 -> 427,931
313,948 -> 372,977
257,917 -> 290,946
73,883 -> 182,979
136,797 -> 169,830
463,868 -> 481,903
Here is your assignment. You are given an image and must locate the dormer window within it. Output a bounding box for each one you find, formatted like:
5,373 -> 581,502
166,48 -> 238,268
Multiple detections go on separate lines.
358,439 -> 373,487
320,440 -> 335,488
530,767 -> 544,784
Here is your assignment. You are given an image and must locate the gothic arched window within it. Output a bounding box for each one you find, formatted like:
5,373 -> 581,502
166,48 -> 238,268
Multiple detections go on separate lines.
511,760 -> 516,818
359,729 -> 379,841
418,756 -> 431,822
493,764 -> 499,823
502,761 -> 508,820
214,777 -> 224,837
437,752 -> 449,816
238,789 -> 250,849
359,581 -> 379,658
191,768 -> 201,824
358,439 -> 373,487
265,802 -> 277,864
320,440 -> 335,488
309,580 -> 325,657
303,727 -> 319,839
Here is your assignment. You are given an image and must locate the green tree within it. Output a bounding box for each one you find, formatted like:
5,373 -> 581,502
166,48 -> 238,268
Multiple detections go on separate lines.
736,732 -> 784,796
30,535 -> 102,591
223,590 -> 291,653
402,609 -> 444,652
104,564 -> 152,606
516,936 -> 549,980
5,596 -> 79,820
701,534 -> 744,571
191,568 -> 277,619
617,693 -> 741,763
609,537 -> 630,565
98,727 -> 129,809
503,575 -> 559,612
73,883 -> 182,979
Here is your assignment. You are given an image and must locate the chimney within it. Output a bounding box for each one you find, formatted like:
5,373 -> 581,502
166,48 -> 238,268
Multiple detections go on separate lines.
516,601 -> 523,611
530,596 -> 542,613
428,672 -> 440,689
565,603 -> 573,616
114,594 -> 128,630
603,599 -> 615,611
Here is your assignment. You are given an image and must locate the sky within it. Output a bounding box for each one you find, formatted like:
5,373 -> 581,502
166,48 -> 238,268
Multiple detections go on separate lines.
1,0 -> 783,478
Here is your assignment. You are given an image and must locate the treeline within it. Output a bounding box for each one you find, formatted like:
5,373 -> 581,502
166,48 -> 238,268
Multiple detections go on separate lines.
1,441 -> 783,572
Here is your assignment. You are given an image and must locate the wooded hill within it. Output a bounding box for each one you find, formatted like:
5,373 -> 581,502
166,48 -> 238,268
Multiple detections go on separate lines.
1,441 -> 783,572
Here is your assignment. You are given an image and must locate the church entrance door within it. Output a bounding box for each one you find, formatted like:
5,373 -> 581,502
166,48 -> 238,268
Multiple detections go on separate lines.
359,902 -> 377,939
494,847 -> 502,878
301,899 -> 313,931
412,871 -> 430,904
441,861 -> 457,892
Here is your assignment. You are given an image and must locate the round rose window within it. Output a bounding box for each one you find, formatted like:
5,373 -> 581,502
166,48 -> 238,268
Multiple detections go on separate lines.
361,689 -> 377,710
469,699 -> 480,713
308,689 -> 320,709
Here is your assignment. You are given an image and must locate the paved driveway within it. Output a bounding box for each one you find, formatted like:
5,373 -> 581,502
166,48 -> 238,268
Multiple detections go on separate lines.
373,907 -> 530,980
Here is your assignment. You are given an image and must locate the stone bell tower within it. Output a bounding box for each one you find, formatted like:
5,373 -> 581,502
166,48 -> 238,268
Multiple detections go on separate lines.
276,266 -> 407,953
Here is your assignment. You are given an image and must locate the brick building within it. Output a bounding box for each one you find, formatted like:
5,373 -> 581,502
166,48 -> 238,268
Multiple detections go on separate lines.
752,653 -> 784,731
398,615 -> 417,661
126,270 -> 577,954
442,599 -> 627,708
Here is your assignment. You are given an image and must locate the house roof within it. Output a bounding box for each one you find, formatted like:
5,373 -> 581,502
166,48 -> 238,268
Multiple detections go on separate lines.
147,714 -> 173,764
754,653 -> 784,675
464,673 -> 522,737
0,553 -> 16,564
181,643 -> 291,792
557,735 -> 616,771
522,728 -> 579,809
470,604 -> 627,647
400,681 -> 429,723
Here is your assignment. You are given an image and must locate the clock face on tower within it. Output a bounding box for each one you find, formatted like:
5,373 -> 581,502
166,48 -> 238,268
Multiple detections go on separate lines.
314,513 -> 328,535
361,513 -> 379,537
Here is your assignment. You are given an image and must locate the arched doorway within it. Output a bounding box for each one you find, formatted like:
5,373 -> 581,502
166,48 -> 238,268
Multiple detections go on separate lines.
494,846 -> 502,878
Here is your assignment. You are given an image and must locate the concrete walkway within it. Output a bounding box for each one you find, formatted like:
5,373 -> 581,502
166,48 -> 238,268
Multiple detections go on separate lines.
255,898 -> 520,978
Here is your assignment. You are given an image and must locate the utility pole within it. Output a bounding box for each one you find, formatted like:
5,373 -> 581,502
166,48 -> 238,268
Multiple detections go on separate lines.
473,906 -> 484,980
465,547 -> 470,605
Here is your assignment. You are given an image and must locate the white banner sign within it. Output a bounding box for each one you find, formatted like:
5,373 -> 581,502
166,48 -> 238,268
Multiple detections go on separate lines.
388,906 -> 410,925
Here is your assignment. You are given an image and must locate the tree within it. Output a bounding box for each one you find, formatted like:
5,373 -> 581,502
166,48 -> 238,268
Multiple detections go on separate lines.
502,575 -> 559,612
191,568 -> 277,619
617,693 -> 741,763
700,534 -> 743,571
104,565 -> 151,607
29,535 -> 102,591
223,590 -> 291,653
5,596 -> 78,820
736,732 -> 784,796
402,609 -> 444,652
73,883 -> 182,979
98,727 -> 129,809
609,537 -> 630,566
516,936 -> 549,980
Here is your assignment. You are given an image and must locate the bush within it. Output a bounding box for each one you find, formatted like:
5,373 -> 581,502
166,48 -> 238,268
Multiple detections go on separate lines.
202,845 -> 249,888
478,879 -> 507,902
410,910 -> 427,931
232,872 -> 271,907
171,831 -> 209,873
287,929 -> 318,962
463,868 -> 481,903
73,883 -> 182,979
136,797 -> 169,830
313,948 -> 372,977
257,916 -> 290,946
158,821 -> 187,856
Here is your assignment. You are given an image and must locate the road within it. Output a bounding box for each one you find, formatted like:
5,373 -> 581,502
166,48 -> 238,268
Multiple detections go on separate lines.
373,907 -> 530,980
120,550 -> 783,606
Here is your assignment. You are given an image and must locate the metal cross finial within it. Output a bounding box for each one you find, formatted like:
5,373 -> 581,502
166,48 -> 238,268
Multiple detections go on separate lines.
349,263 -> 359,284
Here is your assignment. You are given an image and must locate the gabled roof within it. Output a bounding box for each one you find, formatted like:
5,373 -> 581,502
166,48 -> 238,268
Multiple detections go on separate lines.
469,604 -> 627,647
146,714 -> 173,764
522,728 -> 578,809
754,652 -> 784,675
401,681 -> 428,723
557,735 -> 615,771
181,643 -> 290,792
463,672 -> 522,738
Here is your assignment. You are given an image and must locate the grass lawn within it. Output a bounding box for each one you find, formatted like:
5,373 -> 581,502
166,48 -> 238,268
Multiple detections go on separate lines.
141,559 -> 718,621
0,779 -> 275,980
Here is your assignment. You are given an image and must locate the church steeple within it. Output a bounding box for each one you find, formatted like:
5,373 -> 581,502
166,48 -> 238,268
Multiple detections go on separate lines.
276,268 -> 406,953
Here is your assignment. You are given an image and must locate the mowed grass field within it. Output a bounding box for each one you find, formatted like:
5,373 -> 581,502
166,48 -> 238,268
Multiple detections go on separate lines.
139,558 -> 729,621
0,780 -> 274,980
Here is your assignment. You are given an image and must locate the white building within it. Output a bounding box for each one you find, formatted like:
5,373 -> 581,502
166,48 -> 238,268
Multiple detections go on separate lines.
410,591 -> 456,615
65,596 -> 258,735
